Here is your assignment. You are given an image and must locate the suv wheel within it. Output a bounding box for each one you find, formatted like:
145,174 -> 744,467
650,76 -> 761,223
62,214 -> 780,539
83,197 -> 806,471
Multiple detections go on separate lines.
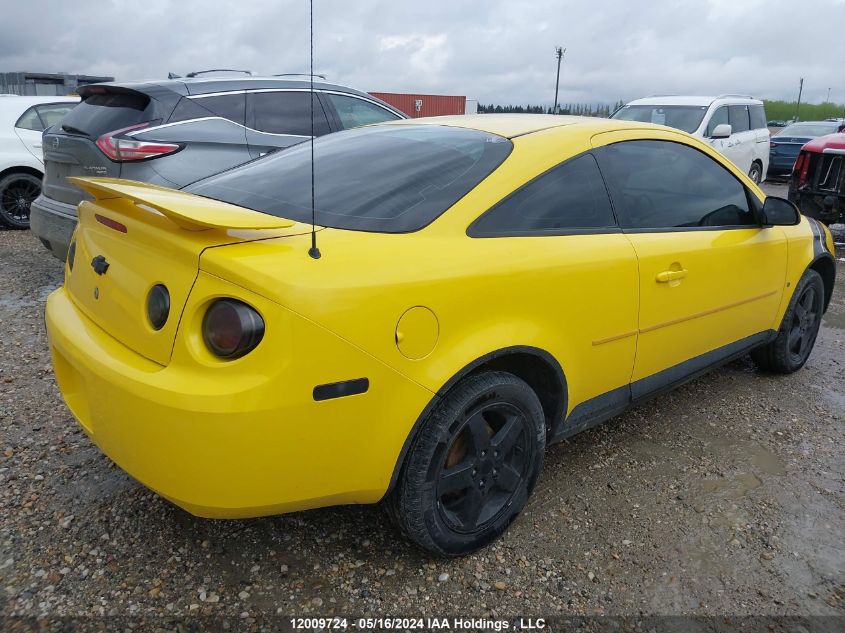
0,172 -> 41,229
387,371 -> 546,556
748,161 -> 762,184
751,269 -> 824,373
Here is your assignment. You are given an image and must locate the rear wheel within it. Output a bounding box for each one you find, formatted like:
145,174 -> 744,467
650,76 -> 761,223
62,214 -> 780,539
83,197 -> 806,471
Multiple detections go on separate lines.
387,371 -> 546,556
748,161 -> 763,184
751,269 -> 824,373
0,172 -> 41,229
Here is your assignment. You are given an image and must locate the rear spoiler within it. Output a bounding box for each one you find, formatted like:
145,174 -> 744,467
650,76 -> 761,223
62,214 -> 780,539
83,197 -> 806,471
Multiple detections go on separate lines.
68,177 -> 294,231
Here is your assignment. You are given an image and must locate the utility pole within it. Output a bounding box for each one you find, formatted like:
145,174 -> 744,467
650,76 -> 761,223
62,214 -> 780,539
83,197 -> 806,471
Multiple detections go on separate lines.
827,87 -> 831,103
553,46 -> 565,115
795,77 -> 803,122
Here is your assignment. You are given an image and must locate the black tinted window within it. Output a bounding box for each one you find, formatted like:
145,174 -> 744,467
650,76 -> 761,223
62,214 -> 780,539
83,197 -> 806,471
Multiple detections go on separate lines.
59,91 -> 151,137
728,105 -> 750,133
170,94 -> 246,125
470,154 -> 615,235
749,104 -> 767,130
705,106 -> 729,136
250,92 -> 330,136
186,125 -> 512,233
599,140 -> 755,229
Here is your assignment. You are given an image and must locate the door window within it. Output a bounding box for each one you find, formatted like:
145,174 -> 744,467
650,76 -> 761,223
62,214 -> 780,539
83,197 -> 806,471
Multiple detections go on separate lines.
250,92 -> 330,136
728,105 -> 750,133
327,94 -> 400,129
470,153 -> 616,235
599,140 -> 756,229
705,106 -> 729,137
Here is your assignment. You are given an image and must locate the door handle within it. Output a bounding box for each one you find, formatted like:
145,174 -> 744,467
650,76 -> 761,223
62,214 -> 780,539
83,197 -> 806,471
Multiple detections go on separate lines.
656,269 -> 688,283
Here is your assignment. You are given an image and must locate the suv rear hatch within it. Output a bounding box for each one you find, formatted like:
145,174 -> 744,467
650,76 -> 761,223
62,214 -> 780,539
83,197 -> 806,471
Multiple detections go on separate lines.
42,85 -> 180,207
65,177 -> 302,366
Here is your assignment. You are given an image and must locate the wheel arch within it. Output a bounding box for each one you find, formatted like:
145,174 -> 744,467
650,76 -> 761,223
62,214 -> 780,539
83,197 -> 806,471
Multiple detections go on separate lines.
809,253 -> 836,313
0,165 -> 44,181
384,345 -> 567,495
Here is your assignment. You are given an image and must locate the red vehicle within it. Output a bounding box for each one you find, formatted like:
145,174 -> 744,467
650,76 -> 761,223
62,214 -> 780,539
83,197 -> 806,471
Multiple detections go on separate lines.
789,132 -> 845,225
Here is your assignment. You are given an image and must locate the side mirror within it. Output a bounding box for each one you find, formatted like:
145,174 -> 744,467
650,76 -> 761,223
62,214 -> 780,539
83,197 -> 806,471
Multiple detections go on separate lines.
761,196 -> 800,226
711,123 -> 732,139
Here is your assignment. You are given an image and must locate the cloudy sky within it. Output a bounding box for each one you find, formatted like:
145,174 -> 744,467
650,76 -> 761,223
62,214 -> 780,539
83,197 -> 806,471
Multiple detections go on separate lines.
2,0 -> 843,106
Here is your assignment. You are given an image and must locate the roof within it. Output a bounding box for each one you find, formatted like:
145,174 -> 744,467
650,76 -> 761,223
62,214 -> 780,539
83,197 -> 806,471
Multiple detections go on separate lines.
625,95 -> 761,107
802,133 -> 845,153
382,114 -> 648,139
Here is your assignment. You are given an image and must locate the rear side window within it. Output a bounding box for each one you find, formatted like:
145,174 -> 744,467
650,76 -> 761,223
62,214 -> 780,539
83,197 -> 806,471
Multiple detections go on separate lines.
186,125 -> 512,233
469,154 -> 616,236
749,104 -> 767,130
327,94 -> 400,129
599,140 -> 755,229
15,107 -> 43,131
249,92 -> 330,136
728,105 -> 750,133
58,91 -> 151,137
169,94 -> 246,125
37,103 -> 75,128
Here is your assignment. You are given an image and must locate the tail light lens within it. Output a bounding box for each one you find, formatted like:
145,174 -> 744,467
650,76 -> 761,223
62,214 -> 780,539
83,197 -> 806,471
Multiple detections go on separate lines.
793,152 -> 810,187
202,299 -> 264,360
95,122 -> 181,162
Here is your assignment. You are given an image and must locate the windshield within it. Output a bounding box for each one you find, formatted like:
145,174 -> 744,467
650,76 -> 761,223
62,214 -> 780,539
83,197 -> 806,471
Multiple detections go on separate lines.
778,123 -> 838,138
610,105 -> 709,133
186,125 -> 513,233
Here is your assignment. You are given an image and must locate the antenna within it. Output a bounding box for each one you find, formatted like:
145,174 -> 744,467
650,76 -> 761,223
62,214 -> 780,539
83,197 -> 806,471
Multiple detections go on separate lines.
307,0 -> 321,259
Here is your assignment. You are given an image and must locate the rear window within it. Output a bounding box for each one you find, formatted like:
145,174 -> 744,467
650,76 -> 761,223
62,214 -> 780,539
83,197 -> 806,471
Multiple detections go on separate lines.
58,91 -> 151,137
779,123 -> 839,137
186,125 -> 512,233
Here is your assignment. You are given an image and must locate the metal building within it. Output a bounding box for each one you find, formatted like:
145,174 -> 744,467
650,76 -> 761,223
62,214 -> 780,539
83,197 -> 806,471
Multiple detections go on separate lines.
0,72 -> 114,96
369,92 -> 467,118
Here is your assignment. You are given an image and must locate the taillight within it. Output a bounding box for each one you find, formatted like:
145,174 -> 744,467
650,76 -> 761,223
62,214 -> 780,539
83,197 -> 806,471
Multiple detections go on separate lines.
202,299 -> 264,360
793,152 -> 810,187
95,123 -> 180,162
770,140 -> 778,148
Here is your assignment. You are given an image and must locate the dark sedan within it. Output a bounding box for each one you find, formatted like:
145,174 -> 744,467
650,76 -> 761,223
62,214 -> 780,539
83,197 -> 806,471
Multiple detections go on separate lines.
768,120 -> 843,177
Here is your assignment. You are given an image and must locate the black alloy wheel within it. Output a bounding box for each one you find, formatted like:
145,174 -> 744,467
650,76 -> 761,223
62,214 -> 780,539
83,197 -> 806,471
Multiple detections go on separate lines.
752,269 -> 824,373
0,173 -> 41,229
387,371 -> 546,556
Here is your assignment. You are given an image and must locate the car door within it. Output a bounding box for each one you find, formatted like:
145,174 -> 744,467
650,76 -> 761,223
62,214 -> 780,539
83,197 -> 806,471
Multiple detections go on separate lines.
244,90 -> 331,159
593,134 -> 787,395
703,104 -> 748,170
469,152 -> 639,422
726,104 -> 755,172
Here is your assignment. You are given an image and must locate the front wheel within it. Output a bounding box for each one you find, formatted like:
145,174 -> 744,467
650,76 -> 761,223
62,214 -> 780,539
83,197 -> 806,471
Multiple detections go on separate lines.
0,172 -> 41,229
387,371 -> 546,556
748,161 -> 763,185
751,269 -> 824,373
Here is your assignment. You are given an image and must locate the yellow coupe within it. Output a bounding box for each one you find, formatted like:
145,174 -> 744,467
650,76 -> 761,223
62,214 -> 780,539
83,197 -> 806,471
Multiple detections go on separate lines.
46,115 -> 836,556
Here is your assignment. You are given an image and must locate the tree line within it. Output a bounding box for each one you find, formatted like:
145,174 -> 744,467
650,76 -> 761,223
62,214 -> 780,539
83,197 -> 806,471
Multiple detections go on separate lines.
478,101 -> 626,116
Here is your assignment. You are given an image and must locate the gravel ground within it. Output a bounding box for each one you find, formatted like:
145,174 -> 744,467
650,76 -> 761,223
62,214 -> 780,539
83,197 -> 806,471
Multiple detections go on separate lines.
1,184 -> 843,629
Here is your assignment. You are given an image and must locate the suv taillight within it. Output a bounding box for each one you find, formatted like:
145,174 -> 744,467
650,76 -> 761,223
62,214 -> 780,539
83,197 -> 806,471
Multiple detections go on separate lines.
95,122 -> 181,162
793,152 -> 810,187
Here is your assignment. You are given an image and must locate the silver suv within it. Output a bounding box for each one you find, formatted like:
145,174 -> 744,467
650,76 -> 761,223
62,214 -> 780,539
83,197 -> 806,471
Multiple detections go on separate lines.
30,75 -> 406,260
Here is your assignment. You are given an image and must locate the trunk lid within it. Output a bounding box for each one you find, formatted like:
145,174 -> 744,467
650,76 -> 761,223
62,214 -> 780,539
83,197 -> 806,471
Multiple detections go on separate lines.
65,178 -> 299,366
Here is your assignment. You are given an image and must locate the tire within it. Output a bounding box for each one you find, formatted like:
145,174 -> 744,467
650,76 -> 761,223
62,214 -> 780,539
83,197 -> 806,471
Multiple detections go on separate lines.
387,371 -> 546,556
751,269 -> 824,373
748,161 -> 762,185
0,172 -> 41,229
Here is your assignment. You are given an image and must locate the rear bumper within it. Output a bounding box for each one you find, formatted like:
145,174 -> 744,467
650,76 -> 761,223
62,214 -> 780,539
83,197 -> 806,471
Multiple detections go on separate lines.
29,195 -> 77,261
45,283 -> 432,518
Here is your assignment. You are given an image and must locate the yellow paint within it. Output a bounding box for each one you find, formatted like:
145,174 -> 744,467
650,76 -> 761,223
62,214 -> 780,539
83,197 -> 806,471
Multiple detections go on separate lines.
46,116 -> 826,519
